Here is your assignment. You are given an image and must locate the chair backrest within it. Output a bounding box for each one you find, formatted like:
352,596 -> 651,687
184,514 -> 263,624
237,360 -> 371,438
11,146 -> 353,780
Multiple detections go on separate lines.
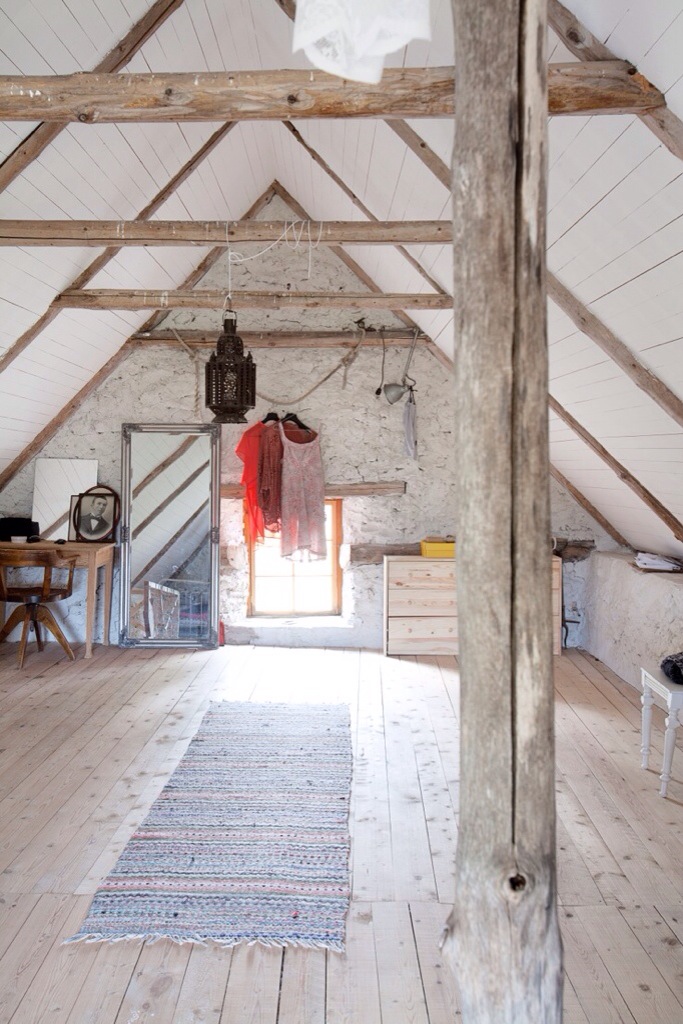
0,548 -> 76,602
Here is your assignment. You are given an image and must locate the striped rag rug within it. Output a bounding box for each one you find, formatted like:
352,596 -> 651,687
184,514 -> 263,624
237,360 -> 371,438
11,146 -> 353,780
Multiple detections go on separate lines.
67,701 -> 352,950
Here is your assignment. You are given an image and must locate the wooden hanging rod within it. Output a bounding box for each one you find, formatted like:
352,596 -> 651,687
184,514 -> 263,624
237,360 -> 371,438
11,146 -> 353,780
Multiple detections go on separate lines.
133,329 -> 426,348
0,63 -> 663,122
55,289 -> 452,311
221,481 -> 406,499
0,219 -> 452,247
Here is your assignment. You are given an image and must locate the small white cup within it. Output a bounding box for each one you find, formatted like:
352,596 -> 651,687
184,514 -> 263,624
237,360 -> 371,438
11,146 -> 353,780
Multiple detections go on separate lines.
10,536 -> 25,543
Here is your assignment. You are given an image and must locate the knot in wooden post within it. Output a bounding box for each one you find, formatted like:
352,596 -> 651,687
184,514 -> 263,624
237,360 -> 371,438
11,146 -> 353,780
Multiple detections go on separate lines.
500,865 -> 533,905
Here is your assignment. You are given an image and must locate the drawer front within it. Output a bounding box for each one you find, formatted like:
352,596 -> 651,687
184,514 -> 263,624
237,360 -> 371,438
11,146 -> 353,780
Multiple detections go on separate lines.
387,560 -> 455,590
387,616 -> 458,655
388,587 -> 457,617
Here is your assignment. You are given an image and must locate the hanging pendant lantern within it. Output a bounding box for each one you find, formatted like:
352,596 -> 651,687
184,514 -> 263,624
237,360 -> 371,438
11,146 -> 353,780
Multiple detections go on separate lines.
205,310 -> 256,423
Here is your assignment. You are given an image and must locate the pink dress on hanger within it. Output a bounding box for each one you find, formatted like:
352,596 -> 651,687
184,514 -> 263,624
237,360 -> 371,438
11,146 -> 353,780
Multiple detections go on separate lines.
278,422 -> 327,560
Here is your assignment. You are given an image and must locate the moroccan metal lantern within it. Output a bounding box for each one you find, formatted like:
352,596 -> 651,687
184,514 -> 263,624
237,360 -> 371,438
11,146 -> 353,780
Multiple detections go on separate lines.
205,310 -> 256,423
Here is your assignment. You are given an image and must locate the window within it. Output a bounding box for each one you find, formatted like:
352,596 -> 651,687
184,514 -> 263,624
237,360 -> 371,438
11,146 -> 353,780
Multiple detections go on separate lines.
247,499 -> 342,616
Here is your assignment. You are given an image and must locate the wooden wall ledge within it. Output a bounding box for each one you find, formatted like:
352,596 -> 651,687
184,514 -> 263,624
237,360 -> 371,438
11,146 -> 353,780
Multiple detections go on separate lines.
553,538 -> 596,562
344,543 -> 421,564
220,481 -> 406,500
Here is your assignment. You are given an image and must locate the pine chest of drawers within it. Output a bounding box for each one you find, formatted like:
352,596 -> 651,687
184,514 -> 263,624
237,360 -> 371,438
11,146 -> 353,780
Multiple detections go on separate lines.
383,555 -> 562,656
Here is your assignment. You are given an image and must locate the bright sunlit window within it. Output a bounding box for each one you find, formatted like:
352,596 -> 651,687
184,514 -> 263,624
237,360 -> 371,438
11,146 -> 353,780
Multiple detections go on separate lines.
248,499 -> 342,616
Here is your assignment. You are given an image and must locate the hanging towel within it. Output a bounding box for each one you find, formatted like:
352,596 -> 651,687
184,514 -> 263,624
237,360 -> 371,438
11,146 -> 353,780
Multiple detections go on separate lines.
293,0 -> 431,84
403,389 -> 417,459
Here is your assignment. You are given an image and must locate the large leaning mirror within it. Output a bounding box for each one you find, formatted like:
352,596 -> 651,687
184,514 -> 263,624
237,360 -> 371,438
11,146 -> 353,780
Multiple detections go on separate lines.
119,423 -> 221,648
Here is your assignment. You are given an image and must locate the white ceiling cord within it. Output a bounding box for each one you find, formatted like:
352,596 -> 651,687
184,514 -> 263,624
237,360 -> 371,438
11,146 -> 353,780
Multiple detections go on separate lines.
292,0 -> 431,84
222,220 -> 325,300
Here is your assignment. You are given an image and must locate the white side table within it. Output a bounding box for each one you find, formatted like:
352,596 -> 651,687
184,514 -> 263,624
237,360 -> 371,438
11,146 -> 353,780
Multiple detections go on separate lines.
640,666 -> 683,797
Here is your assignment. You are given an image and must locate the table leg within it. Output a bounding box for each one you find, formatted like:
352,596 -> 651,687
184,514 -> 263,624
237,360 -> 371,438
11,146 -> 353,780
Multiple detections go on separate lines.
641,685 -> 654,769
660,707 -> 679,798
102,556 -> 113,646
84,558 -> 96,659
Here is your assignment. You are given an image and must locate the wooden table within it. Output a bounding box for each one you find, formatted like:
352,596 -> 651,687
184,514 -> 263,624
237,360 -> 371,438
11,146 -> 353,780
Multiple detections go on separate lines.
640,665 -> 683,797
0,541 -> 115,659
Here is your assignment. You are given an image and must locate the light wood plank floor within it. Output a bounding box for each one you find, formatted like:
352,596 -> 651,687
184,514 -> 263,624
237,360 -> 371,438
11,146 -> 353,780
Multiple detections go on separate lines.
0,642 -> 682,1023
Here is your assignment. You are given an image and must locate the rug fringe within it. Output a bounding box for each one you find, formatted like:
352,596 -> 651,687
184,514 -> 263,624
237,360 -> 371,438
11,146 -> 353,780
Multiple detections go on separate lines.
62,931 -> 345,952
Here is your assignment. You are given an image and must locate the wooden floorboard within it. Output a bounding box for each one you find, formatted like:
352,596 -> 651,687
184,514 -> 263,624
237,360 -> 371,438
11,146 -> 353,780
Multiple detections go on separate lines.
0,643 -> 681,1022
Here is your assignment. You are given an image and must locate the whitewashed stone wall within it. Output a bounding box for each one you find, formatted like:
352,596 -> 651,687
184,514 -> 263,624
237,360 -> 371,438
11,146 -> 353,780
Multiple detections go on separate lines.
582,552 -> 683,689
549,479 -> 623,648
0,195 -> 617,649
0,330 -> 617,650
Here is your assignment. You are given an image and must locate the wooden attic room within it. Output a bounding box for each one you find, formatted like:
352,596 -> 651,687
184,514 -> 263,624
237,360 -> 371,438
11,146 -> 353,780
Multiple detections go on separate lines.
1,0 -> 683,1020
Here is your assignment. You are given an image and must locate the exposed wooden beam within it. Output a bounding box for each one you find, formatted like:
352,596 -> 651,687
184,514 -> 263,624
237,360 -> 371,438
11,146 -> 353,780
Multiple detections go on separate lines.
0,341 -> 137,492
309,130 -> 635,565
0,218 -> 452,247
549,466 -> 631,549
0,63 -> 664,122
275,0 -> 450,302
273,0 -> 297,17
639,108 -> 683,165
221,481 -> 406,499
134,328 -> 426,348
280,124 -> 447,296
269,178 -> 436,336
549,395 -> 683,542
387,123 -> 450,189
0,0 -> 188,192
547,276 -> 683,430
275,0 -> 453,306
141,185 -> 277,335
0,185 -> 276,492
548,0 -> 683,161
387,123 -> 683,435
386,120 -> 453,186
55,289 -> 452,311
0,122 -> 236,375
424,340 -> 456,372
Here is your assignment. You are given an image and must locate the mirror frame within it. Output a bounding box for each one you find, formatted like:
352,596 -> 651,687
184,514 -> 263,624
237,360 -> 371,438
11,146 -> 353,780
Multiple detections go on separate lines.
119,422 -> 221,649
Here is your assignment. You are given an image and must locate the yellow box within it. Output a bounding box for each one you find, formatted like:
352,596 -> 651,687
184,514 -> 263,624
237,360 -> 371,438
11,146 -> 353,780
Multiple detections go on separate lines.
420,537 -> 455,558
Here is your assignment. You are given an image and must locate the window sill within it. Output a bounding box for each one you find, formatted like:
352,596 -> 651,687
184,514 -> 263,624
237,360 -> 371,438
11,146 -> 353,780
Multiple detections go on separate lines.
244,615 -> 349,629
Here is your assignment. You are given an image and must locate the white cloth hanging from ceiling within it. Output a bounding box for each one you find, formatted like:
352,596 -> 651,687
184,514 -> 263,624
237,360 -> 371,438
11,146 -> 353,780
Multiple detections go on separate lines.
292,0 -> 431,84
403,389 -> 417,459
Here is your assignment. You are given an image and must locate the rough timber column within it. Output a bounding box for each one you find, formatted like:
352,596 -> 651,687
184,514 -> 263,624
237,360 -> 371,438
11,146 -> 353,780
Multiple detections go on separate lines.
443,1 -> 563,1020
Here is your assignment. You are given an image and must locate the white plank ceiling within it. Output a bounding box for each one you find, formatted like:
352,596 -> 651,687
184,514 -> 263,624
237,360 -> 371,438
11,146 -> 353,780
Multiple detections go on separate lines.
0,0 -> 682,557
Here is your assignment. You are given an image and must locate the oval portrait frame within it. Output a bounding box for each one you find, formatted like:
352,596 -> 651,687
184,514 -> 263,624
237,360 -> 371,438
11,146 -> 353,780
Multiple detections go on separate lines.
73,484 -> 120,543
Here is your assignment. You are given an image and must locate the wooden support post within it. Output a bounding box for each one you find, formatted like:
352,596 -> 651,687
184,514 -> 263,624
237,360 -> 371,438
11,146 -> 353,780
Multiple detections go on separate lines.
442,1 -> 563,1020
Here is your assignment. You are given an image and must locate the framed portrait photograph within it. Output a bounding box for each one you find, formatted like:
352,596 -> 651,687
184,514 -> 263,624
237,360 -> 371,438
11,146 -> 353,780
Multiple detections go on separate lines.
73,485 -> 120,543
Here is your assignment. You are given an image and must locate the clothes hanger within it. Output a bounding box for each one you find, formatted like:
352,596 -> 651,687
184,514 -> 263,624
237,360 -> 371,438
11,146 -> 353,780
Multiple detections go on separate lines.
282,412 -> 310,431
261,411 -> 279,423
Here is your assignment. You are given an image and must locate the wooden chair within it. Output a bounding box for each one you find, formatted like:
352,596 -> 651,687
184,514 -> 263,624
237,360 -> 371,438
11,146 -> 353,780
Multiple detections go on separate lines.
0,548 -> 77,667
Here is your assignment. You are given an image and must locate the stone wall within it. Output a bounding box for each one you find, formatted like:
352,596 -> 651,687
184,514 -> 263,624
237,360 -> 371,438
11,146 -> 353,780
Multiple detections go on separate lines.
582,552 -> 683,689
0,331 -> 617,649
0,195 -> 620,649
